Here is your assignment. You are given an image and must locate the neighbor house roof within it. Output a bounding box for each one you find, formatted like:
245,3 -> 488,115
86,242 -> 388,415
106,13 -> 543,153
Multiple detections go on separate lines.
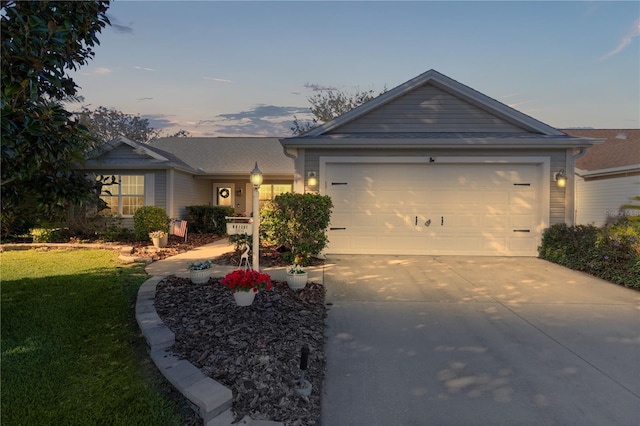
563,129 -> 640,172
84,136 -> 197,172
149,137 -> 294,177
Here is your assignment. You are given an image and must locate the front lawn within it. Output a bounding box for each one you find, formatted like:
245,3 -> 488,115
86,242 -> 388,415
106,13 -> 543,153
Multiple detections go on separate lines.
0,249 -> 192,425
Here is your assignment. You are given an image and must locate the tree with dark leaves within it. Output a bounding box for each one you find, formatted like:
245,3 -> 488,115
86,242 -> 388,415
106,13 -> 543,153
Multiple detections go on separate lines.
77,106 -> 190,150
1,1 -> 111,237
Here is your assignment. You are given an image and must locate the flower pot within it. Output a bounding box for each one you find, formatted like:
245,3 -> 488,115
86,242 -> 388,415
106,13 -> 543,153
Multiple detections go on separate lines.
151,235 -> 168,248
190,268 -> 211,284
233,290 -> 256,306
286,272 -> 308,290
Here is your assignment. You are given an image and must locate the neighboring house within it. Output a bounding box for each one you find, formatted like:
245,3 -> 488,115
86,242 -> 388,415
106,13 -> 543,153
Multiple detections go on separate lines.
562,129 -> 640,226
82,136 -> 294,228
281,69 -> 602,256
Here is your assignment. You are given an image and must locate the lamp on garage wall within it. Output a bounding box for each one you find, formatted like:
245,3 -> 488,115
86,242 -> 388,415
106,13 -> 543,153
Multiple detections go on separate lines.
250,162 -> 263,271
307,171 -> 318,187
554,169 -> 567,188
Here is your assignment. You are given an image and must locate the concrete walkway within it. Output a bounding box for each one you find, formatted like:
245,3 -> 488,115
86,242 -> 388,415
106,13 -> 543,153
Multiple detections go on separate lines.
144,238 -> 324,283
321,255 -> 640,426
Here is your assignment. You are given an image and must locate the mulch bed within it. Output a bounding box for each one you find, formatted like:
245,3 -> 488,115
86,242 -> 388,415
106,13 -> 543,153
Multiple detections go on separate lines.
155,276 -> 326,426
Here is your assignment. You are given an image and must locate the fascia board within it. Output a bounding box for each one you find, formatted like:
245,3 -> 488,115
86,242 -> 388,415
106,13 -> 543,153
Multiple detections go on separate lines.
575,165 -> 640,177
282,137 -> 602,150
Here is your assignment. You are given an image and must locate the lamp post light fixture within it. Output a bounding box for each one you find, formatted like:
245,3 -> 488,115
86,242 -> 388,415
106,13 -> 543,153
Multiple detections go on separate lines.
250,162 -> 263,271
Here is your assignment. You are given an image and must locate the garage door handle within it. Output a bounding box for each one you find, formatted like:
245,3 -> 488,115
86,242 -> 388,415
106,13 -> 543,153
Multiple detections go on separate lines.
513,229 -> 531,232
330,227 -> 346,230
441,216 -> 444,226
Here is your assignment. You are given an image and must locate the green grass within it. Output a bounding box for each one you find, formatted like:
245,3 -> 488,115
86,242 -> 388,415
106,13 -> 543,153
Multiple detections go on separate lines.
1,249 -> 189,425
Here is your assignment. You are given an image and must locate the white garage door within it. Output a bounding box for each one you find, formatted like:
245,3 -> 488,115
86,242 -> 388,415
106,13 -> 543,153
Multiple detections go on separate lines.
325,161 -> 541,256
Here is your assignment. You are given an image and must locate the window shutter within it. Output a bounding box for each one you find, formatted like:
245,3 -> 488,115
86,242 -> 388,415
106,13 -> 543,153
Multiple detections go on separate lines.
144,173 -> 155,206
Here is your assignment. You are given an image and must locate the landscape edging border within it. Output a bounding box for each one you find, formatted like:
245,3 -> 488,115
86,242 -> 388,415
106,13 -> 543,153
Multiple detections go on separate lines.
135,276 -> 283,426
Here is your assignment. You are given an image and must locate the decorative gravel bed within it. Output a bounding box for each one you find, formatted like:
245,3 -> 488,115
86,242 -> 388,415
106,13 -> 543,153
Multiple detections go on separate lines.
154,276 -> 326,425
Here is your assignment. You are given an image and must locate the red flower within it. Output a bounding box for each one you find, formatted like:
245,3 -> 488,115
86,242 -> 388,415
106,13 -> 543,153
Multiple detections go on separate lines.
221,269 -> 273,293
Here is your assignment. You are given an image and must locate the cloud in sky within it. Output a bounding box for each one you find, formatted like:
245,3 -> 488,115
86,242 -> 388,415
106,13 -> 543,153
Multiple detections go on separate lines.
202,77 -> 232,83
304,83 -> 338,92
82,67 -> 112,76
600,18 -> 640,60
133,66 -> 156,72
143,114 -> 178,129
107,14 -> 134,34
191,104 -> 312,137
216,105 -> 309,121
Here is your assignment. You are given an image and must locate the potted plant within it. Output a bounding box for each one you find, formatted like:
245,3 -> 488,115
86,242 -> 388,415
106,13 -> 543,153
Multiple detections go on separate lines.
149,230 -> 168,248
188,260 -> 212,284
286,264 -> 308,290
221,269 -> 273,306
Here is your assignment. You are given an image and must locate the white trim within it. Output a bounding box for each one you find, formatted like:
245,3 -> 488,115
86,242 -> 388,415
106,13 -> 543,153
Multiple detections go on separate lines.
167,169 -> 175,217
214,183 -> 235,207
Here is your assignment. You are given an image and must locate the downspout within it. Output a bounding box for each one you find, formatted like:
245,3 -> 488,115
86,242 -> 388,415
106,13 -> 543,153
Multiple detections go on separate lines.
566,148 -> 588,225
281,144 -> 305,193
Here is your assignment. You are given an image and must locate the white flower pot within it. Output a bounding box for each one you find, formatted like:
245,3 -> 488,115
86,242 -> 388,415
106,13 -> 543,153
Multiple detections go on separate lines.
286,272 -> 308,290
190,268 -> 211,284
233,290 -> 256,306
151,235 -> 168,248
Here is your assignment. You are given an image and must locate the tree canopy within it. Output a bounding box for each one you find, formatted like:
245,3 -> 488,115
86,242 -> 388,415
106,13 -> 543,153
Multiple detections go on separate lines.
291,86 -> 386,135
1,0 -> 111,236
77,106 -> 190,150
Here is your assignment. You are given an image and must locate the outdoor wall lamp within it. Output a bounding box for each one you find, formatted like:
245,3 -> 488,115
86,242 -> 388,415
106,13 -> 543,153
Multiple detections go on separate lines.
554,169 -> 567,188
307,171 -> 318,187
250,162 -> 262,271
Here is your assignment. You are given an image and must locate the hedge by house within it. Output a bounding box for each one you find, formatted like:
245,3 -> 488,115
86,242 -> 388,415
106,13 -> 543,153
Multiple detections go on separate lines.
185,205 -> 235,234
260,193 -> 333,265
538,220 -> 640,289
133,206 -> 169,241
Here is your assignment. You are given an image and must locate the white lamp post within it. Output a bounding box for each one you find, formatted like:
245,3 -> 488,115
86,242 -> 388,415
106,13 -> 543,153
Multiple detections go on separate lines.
250,162 -> 263,271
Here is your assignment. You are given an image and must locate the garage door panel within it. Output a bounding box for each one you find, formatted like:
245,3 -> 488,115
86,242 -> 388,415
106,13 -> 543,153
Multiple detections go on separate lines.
326,162 -> 541,256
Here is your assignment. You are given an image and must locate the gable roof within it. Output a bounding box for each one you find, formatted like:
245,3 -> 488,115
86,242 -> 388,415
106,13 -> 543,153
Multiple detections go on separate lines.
282,69 -> 600,149
84,136 -> 197,172
309,69 -> 563,136
564,129 -> 640,172
150,137 -> 294,177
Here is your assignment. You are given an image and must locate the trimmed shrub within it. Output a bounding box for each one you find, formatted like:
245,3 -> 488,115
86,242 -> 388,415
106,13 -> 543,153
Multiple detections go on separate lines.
185,205 -> 234,234
133,206 -> 169,241
539,220 -> 640,289
538,223 -> 600,271
30,227 -> 64,243
260,193 -> 332,265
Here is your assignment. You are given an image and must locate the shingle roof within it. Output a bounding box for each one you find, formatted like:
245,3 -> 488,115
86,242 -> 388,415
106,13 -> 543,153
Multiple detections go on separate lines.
563,129 -> 640,171
149,137 -> 294,175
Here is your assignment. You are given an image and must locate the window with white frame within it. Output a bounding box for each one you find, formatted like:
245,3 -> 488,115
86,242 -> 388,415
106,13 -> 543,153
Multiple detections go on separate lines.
258,184 -> 292,205
99,175 -> 145,216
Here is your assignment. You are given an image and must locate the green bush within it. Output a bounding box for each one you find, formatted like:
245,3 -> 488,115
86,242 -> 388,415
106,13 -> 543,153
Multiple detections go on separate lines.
30,227 -> 64,243
539,220 -> 640,289
133,206 -> 169,241
185,205 -> 234,234
260,193 -> 332,265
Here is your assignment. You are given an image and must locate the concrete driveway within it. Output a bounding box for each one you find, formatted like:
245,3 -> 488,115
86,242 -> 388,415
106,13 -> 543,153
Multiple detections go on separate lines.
321,256 -> 640,426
